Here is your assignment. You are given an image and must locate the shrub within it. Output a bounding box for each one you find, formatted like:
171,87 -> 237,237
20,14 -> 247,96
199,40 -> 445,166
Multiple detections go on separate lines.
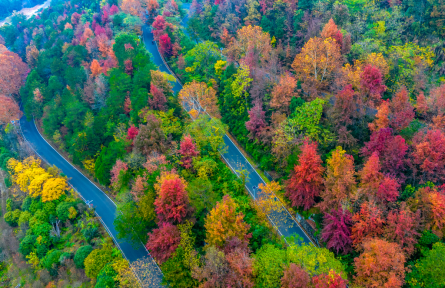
84,248 -> 113,279
74,245 -> 93,269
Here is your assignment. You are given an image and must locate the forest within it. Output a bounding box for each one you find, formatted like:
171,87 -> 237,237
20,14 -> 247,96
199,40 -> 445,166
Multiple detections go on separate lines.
0,0 -> 445,287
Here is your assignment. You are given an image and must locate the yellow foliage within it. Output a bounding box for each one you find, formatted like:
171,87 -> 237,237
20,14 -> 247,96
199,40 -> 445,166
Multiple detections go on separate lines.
366,53 -> 389,76
41,177 -> 68,202
68,206 -> 77,219
82,159 -> 96,176
154,171 -> 187,195
28,171 -> 51,197
111,258 -> 141,287
26,252 -> 40,269
255,182 -> 285,223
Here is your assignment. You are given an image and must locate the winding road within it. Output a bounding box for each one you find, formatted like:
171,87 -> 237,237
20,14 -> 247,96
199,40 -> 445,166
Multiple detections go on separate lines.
18,3 -> 315,287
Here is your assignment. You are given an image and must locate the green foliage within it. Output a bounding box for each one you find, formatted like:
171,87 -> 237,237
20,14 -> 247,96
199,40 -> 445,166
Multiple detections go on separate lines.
253,244 -> 287,288
407,242 -> 445,287
161,246 -> 199,288
95,263 -> 118,288
187,114 -> 227,157
41,249 -> 63,271
95,141 -> 126,185
19,235 -> 37,256
4,209 -> 21,226
56,202 -> 77,222
74,245 -> 94,269
84,248 -> 114,279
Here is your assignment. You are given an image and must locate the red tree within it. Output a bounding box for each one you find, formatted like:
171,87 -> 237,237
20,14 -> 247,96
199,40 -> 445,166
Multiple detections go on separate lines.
361,128 -> 408,178
359,152 -> 383,193
225,241 -> 254,288
149,84 -> 167,111
110,4 -> 119,15
351,202 -> 385,245
245,103 -> 267,138
179,135 -> 199,169
145,222 -> 181,264
416,91 -> 428,115
124,94 -> 132,114
281,263 -> 311,288
377,176 -> 400,202
152,15 -> 166,40
159,34 -> 172,57
360,64 -> 386,106
286,141 -> 325,210
110,160 -> 128,189
127,125 -> 139,140
331,85 -> 356,126
0,95 -> 22,125
312,270 -> 347,288
0,45 -> 29,97
384,208 -> 420,256
354,238 -> 406,287
390,86 -> 415,131
154,176 -> 190,223
124,59 -> 133,75
412,129 -> 445,183
321,208 -> 353,254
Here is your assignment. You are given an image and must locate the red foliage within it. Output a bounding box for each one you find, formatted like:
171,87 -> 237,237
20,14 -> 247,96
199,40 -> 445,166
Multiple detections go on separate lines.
286,141 -> 325,210
71,12 -> 81,25
124,59 -> 133,75
360,64 -> 386,106
109,4 -> 119,15
101,10 -> 109,24
127,125 -> 139,140
225,244 -> 254,288
152,15 -> 167,40
179,135 -> 199,169
354,238 -> 406,287
385,208 -> 420,256
0,95 -> 22,125
159,34 -> 172,57
416,91 -> 428,114
361,128 -> 408,178
351,202 -> 385,245
281,263 -> 311,288
312,270 -> 347,288
154,177 -> 190,223
145,223 -> 181,264
359,152 -> 382,193
377,176 -> 400,202
321,208 -> 353,254
124,94 -> 132,114
149,84 -> 167,111
130,175 -> 146,201
246,103 -> 267,138
110,160 -> 128,187
412,129 -> 445,183
390,86 -> 415,131
332,84 -> 356,126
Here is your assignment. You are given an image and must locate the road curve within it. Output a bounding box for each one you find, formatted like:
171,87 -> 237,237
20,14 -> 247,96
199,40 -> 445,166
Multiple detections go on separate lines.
19,119 -> 164,287
142,9 -> 314,245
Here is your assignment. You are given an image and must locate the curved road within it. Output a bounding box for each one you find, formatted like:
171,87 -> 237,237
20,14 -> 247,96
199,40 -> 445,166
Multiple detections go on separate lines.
142,6 -> 313,245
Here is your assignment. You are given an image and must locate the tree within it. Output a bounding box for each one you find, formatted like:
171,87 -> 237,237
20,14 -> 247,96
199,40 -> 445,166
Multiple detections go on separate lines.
74,245 -> 93,269
292,37 -> 342,91
359,64 -> 386,106
178,81 -> 220,118
120,0 -> 145,20
0,95 -> 22,125
321,19 -> 343,49
84,248 -> 113,279
179,135 -> 199,169
416,91 -> 428,115
359,151 -> 383,195
354,238 -> 406,288
245,103 -> 267,138
159,34 -> 172,57
351,202 -> 385,245
412,129 -> 445,183
384,208 -> 420,256
134,115 -> 167,156
127,125 -> 139,140
312,270 -> 347,288
270,74 -> 298,114
286,141 -> 325,210
154,172 -> 190,224
253,244 -> 287,287
407,242 -> 445,287
149,85 -> 167,111
368,100 -> 390,132
390,86 -> 415,131
0,45 -> 29,97
146,223 -> 181,264
281,263 -> 311,288
194,246 -> 229,288
319,147 -> 356,213
110,160 -> 128,191
377,176 -> 400,203
90,59 -> 102,77
205,195 -> 250,247
361,128 -> 408,177
224,240 -> 254,288
321,208 -> 353,254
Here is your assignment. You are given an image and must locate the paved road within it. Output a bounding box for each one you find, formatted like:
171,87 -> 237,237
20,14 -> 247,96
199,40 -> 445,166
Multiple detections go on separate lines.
142,8 -> 314,245
19,119 -> 164,287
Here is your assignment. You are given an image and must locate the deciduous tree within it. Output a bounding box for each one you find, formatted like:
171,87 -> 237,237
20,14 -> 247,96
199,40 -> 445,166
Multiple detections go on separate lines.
149,84 -> 167,111
281,263 -> 311,288
270,74 -> 298,114
412,129 -> 445,183
286,141 -> 325,210
178,81 -> 220,118
351,202 -> 385,245
0,95 -> 22,125
368,100 -> 390,132
205,195 -> 250,247
0,45 -> 29,97
245,103 -> 266,138
384,208 -> 420,256
354,238 -> 406,288
321,208 -> 353,254
179,135 -> 199,169
360,64 -> 386,106
134,115 -> 167,155
312,270 -> 347,288
390,86 -> 415,131
146,223 -> 181,264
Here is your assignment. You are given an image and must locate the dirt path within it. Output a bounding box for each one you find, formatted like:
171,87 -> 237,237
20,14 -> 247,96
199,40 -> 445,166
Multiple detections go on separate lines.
0,0 -> 51,27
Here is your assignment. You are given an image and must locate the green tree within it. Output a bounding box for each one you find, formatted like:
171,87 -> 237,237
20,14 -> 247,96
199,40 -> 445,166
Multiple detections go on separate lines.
74,245 -> 93,269
253,244 -> 288,288
407,242 -> 445,287
84,248 -> 114,279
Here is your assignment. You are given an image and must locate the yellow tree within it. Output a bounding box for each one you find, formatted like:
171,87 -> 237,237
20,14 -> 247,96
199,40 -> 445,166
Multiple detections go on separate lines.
292,37 -> 342,92
255,181 -> 288,227
41,178 -> 68,202
205,195 -> 250,247
178,81 -> 220,118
